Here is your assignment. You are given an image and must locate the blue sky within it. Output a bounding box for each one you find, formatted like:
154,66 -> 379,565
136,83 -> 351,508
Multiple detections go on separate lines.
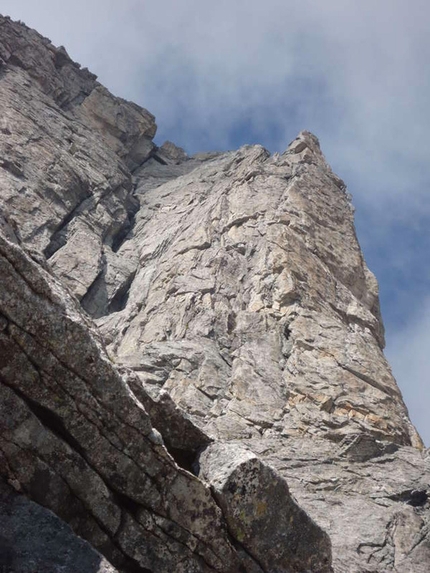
2,0 -> 430,444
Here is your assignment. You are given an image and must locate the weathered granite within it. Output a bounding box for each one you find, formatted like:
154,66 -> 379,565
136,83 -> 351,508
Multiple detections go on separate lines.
0,232 -> 246,573
242,434 -> 430,573
97,132 -> 429,572
0,229 -> 333,572
1,13 -> 429,573
0,14 -> 155,312
102,133 -> 420,448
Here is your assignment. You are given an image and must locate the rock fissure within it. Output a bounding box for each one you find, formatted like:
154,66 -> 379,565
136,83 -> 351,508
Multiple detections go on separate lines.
1,316 -> 212,530
43,189 -> 93,259
2,311 -> 152,444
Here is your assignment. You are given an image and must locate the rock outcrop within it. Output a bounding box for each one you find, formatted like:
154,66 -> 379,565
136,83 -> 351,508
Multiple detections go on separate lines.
0,14 -> 155,310
0,14 -> 429,573
0,480 -> 118,573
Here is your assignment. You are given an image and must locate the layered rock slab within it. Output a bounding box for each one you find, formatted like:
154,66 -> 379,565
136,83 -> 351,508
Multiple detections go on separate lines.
0,14 -> 155,312
0,233 -> 241,573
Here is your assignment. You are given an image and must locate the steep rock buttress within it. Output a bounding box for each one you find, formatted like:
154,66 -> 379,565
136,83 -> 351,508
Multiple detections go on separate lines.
0,14 -> 429,573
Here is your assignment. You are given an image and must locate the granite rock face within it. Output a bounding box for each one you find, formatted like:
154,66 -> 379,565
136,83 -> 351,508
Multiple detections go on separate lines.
103,134 -> 420,450
0,14 -> 155,311
1,14 -> 430,573
98,130 -> 430,573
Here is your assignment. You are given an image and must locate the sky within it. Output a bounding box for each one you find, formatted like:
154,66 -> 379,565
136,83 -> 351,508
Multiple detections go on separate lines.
2,1 -> 429,444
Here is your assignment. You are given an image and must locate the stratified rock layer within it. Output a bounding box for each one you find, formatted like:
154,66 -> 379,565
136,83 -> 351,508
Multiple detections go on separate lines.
1,13 -> 429,573
0,233 -> 244,573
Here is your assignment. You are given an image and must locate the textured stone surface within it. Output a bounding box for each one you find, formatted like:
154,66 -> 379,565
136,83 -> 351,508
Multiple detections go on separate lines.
98,132 -> 429,572
0,233 -> 247,573
103,133 -> 420,448
243,435 -> 430,573
0,220 -> 333,572
0,226 -> 331,573
0,15 -> 155,312
0,479 -> 118,573
199,442 -> 332,573
1,13 -> 430,573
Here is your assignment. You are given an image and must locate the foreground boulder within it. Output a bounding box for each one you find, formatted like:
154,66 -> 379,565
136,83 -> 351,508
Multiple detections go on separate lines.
199,443 -> 332,573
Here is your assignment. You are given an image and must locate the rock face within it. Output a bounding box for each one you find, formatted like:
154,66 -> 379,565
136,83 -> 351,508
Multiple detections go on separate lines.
0,14 -> 155,311
0,233 -> 245,573
0,480 -> 118,573
199,443 -> 332,572
103,135 -> 419,448
0,14 -> 429,573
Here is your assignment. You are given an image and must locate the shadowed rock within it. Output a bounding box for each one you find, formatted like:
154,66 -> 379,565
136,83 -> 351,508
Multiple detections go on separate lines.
0,480 -> 118,573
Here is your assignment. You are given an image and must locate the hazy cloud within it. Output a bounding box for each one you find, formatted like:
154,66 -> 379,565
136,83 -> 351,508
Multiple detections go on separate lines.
4,1 -> 430,201
386,296 -> 430,445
